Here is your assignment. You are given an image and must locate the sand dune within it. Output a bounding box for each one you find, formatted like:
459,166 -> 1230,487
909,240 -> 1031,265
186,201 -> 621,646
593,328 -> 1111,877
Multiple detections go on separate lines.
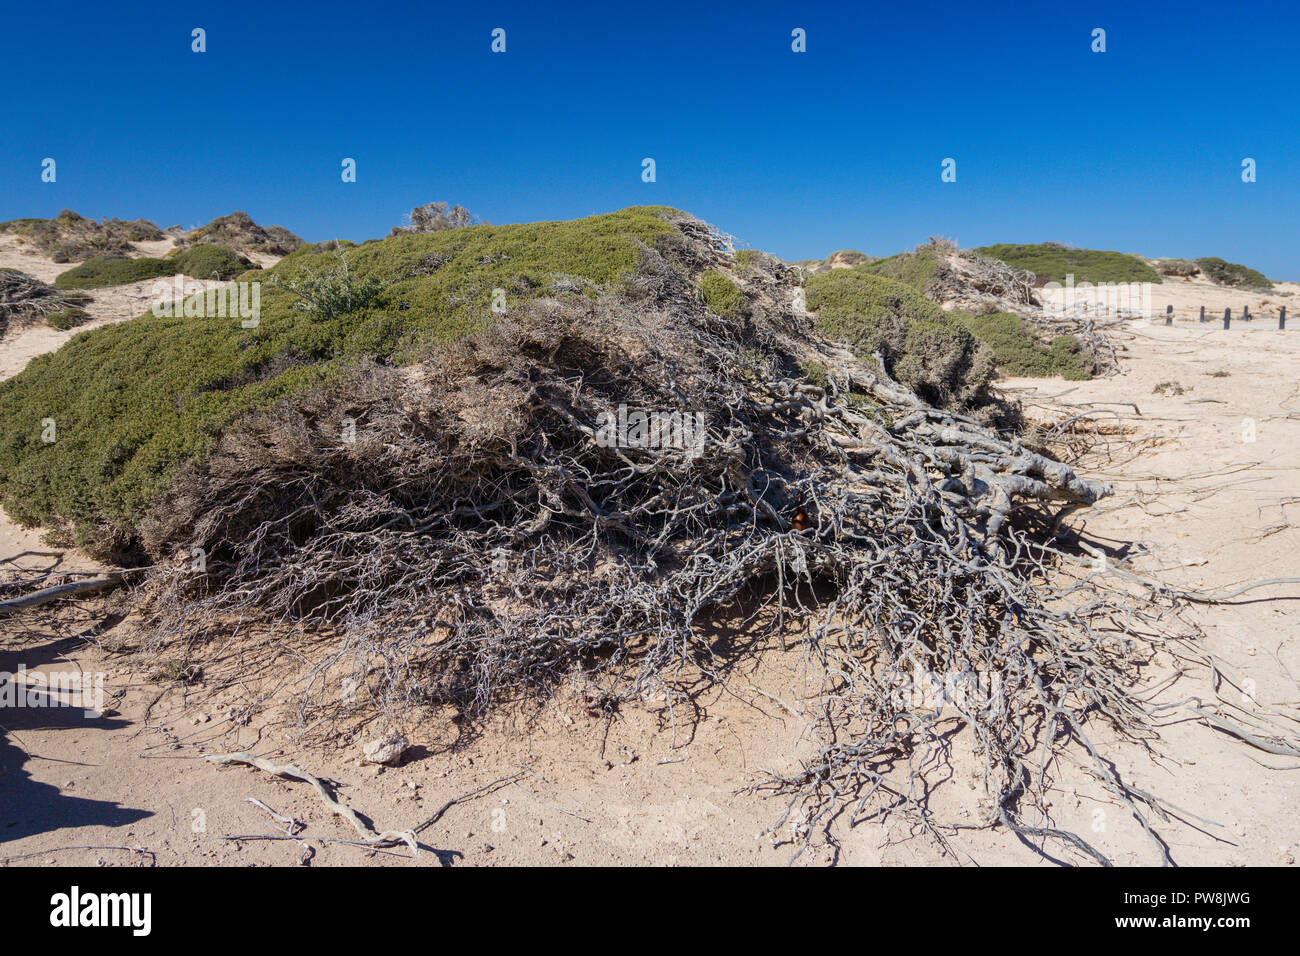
0,233 -> 282,381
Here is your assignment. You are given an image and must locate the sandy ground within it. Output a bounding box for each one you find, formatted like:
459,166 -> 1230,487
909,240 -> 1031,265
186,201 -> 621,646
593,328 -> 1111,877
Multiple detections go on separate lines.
1,319 -> 1297,867
1038,271 -> 1300,325
0,236 -> 276,381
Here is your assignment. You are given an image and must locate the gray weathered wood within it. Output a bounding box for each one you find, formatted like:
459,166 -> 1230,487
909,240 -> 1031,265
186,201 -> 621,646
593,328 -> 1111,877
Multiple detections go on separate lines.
0,573 -> 126,616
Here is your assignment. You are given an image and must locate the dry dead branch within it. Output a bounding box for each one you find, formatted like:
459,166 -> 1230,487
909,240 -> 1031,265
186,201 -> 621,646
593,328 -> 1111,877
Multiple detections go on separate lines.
206,751 -> 419,855
119,215 -> 1246,866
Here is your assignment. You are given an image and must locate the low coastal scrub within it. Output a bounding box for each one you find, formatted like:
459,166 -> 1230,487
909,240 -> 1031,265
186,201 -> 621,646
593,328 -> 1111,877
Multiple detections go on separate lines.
954,311 -> 1092,380
805,270 -> 993,406
52,245 -> 254,289
854,245 -> 941,292
185,211 -> 303,257
1152,258 -> 1200,278
973,241 -> 1162,286
0,207 -> 679,538
1195,257 -> 1272,291
0,210 -> 163,262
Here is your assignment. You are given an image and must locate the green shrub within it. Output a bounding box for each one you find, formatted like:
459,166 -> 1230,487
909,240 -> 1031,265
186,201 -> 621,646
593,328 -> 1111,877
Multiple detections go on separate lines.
954,312 -> 1092,380
805,271 -> 993,406
799,359 -> 830,389
53,257 -> 174,289
53,245 -> 253,289
1194,257 -> 1272,290
972,242 -> 1161,286
274,257 -> 387,319
171,244 -> 254,280
855,246 -> 940,292
0,207 -> 681,537
699,270 -> 746,317
45,307 -> 92,331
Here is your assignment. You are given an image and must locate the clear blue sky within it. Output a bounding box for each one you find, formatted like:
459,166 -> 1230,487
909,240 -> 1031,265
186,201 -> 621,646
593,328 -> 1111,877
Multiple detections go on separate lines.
2,0 -> 1296,277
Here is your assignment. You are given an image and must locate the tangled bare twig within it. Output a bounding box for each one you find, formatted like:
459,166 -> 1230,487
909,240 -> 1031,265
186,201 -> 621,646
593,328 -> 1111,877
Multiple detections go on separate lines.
124,216 -> 1216,866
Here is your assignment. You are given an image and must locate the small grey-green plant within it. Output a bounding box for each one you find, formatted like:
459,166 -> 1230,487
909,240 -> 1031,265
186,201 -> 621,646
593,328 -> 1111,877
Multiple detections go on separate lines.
274,255 -> 386,319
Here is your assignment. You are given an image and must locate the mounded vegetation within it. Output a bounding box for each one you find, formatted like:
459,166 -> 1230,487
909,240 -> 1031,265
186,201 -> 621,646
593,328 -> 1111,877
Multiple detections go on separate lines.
169,244 -> 256,280
0,207 -> 681,541
1152,258 -> 1200,278
1194,257 -> 1272,291
953,311 -> 1092,380
809,242 -> 1092,381
0,209 -> 163,262
52,245 -> 254,289
973,242 -> 1161,286
854,245 -> 941,292
53,256 -> 173,288
186,211 -> 303,257
804,270 -> 994,406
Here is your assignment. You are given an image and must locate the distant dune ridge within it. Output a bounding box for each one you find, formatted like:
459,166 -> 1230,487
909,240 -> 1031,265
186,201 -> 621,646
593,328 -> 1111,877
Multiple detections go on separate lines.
0,209 -> 302,377
180,210 -> 304,259
0,209 -> 163,262
2,201 -> 1285,394
0,208 -> 301,266
787,235 -> 1295,374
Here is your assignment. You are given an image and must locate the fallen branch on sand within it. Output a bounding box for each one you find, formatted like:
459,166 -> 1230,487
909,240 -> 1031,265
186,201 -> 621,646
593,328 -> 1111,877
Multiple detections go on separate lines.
213,768 -> 526,860
0,269 -> 92,338
205,752 -> 419,856
0,844 -> 155,866
0,572 -> 129,615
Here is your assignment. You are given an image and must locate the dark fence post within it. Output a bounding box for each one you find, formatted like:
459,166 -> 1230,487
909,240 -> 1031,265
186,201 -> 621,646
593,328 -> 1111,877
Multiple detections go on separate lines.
1166,305 -> 1173,325
1199,305 -> 1206,323
1282,306 -> 1287,330
1244,304 -> 1251,322
1224,308 -> 1231,329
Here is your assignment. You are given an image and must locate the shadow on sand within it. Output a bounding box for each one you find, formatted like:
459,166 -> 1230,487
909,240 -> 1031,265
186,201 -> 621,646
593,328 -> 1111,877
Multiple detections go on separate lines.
0,630 -> 152,849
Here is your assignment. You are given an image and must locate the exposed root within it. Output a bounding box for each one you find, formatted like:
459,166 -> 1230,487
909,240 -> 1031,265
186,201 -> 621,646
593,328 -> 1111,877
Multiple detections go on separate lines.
205,751 -> 419,855
124,218 -> 1185,865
